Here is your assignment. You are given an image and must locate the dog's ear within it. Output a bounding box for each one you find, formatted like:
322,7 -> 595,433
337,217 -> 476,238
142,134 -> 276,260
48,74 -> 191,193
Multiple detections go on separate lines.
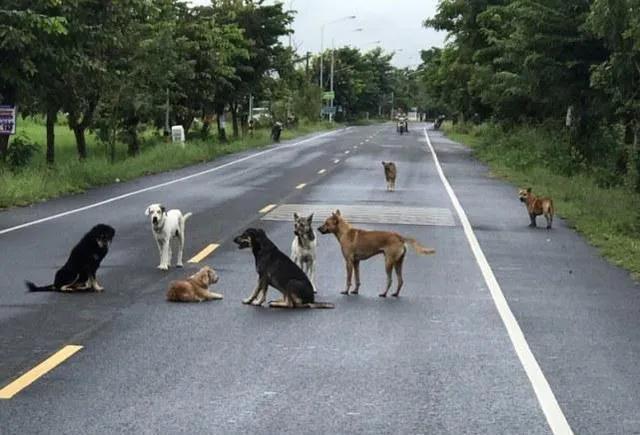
144,206 -> 151,216
381,161 -> 385,165
527,187 -> 532,193
160,205 -> 166,214
307,213 -> 314,224
334,209 -> 341,217
293,212 -> 299,220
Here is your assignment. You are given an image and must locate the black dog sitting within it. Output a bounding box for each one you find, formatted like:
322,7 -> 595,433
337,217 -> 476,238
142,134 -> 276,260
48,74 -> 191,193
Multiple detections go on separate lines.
233,228 -> 333,309
26,224 -> 115,292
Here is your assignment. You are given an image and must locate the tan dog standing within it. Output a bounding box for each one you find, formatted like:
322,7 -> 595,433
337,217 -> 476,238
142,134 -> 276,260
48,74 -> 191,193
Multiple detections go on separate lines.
518,187 -> 554,229
166,266 -> 223,302
318,210 -> 435,297
382,161 -> 397,192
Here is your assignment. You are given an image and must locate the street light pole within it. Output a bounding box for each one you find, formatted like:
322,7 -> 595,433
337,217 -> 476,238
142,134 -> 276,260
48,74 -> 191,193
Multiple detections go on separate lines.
319,15 -> 356,119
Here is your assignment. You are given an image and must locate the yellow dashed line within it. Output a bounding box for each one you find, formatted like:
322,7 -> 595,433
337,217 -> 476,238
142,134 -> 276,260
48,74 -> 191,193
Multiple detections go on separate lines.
296,183 -> 306,189
0,345 -> 83,399
188,243 -> 219,263
259,204 -> 277,214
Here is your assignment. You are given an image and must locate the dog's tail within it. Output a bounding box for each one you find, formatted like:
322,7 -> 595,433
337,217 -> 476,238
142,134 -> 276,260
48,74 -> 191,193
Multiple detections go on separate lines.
183,212 -> 193,222
25,281 -> 56,292
306,302 -> 335,309
403,238 -> 436,255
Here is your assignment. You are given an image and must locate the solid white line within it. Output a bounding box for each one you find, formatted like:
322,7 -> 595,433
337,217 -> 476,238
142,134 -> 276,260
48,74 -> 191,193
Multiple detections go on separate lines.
423,128 -> 573,435
0,130 -> 340,236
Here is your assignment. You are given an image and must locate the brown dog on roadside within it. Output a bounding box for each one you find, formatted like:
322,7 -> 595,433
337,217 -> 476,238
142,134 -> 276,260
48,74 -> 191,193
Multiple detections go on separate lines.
518,187 -> 554,229
318,210 -> 435,297
166,266 -> 223,302
382,161 -> 397,192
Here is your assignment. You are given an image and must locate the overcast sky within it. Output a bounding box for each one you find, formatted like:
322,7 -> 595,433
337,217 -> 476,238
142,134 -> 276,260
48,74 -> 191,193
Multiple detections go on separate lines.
190,0 -> 445,68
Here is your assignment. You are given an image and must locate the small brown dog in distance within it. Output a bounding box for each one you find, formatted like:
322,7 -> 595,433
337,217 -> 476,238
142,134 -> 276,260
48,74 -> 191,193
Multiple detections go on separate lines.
518,187 -> 554,229
166,266 -> 223,302
382,161 -> 397,192
318,210 -> 435,297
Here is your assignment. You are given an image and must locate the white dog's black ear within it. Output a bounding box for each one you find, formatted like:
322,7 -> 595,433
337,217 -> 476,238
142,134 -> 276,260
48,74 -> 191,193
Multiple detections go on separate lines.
307,214 -> 314,223
160,205 -> 166,214
293,212 -> 299,220
145,206 -> 151,216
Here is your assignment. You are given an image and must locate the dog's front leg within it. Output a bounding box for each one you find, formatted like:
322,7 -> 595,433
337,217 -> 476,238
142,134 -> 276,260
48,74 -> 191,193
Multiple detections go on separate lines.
90,275 -> 104,292
158,240 -> 170,270
341,260 -> 353,295
308,261 -> 317,293
529,213 -> 537,228
351,261 -> 361,295
252,285 -> 268,306
379,258 -> 394,298
243,279 -> 265,305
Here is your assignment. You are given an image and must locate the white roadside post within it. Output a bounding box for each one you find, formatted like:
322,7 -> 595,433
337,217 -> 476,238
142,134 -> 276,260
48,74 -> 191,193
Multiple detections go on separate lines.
171,125 -> 185,146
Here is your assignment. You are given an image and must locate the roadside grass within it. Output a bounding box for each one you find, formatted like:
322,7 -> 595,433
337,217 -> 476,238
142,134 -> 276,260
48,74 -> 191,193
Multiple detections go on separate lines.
445,123 -> 640,279
0,118 -> 337,209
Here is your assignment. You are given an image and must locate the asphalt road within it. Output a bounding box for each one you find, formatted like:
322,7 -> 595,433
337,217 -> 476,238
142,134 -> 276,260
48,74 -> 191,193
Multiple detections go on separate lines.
1,124 -> 639,434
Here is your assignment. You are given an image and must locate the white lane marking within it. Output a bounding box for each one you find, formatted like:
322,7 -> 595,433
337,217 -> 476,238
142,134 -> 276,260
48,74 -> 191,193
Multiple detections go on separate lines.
334,159 -> 340,164
318,169 -> 326,175
344,150 -> 350,154
423,128 -> 573,435
0,130 -> 341,236
295,183 -> 306,190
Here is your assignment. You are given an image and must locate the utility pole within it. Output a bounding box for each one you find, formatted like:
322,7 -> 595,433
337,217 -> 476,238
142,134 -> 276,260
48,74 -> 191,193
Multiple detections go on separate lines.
329,40 -> 335,122
164,88 -> 170,138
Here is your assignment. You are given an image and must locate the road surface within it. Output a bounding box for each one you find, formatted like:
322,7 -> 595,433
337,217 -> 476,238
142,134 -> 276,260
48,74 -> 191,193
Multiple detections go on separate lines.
1,124 -> 639,434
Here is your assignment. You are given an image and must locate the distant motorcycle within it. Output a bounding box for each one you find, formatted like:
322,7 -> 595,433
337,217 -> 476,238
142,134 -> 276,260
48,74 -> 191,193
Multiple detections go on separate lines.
396,119 -> 408,135
433,115 -> 445,130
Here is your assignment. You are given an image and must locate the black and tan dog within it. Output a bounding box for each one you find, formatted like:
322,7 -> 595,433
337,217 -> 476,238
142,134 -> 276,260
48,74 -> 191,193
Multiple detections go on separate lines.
382,161 -> 397,192
166,266 -> 223,302
518,187 -> 554,229
26,224 -> 115,292
233,228 -> 333,308
318,210 -> 435,297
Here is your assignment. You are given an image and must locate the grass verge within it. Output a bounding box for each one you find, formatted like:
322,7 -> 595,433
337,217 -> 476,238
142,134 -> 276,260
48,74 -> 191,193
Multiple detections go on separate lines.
0,119 -> 338,209
445,122 -> 640,279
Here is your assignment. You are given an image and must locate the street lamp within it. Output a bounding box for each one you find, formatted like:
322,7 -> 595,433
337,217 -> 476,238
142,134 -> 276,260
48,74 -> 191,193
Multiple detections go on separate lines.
320,15 -> 356,117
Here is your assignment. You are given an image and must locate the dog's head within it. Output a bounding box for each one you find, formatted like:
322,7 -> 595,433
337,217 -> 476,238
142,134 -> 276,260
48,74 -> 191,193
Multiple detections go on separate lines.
317,210 -> 343,235
145,203 -> 166,227
233,228 -> 266,250
293,212 -> 315,240
88,224 -> 116,248
518,187 -> 532,203
382,161 -> 394,170
192,266 -> 219,287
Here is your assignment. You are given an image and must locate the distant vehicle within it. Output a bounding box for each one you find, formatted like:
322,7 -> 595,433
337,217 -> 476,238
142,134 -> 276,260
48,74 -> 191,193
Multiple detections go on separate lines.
251,107 -> 272,126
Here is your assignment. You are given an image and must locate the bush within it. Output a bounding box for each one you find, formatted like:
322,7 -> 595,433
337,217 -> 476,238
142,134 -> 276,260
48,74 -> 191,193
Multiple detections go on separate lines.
6,135 -> 37,170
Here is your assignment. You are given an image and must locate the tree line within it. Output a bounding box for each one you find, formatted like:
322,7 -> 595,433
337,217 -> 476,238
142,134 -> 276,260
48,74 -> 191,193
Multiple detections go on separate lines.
419,0 -> 640,190
0,1 -> 414,166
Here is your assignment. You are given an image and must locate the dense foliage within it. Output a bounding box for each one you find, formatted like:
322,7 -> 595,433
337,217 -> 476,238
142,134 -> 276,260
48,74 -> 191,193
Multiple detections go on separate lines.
0,1 -> 417,165
419,0 -> 640,191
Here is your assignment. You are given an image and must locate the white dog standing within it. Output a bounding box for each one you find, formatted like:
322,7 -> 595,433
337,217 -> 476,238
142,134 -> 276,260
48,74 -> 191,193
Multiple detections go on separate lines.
291,212 -> 318,292
145,203 -> 192,270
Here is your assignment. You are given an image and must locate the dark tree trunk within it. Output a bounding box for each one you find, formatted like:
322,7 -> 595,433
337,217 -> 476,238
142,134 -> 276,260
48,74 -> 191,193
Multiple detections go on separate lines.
73,127 -> 87,160
125,115 -> 140,156
0,135 -> 8,160
46,108 -> 57,164
231,105 -> 239,139
66,99 -> 97,160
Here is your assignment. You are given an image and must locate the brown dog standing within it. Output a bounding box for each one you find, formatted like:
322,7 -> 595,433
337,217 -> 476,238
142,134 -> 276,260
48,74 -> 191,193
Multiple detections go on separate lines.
382,161 -> 397,192
166,266 -> 223,302
518,187 -> 554,229
318,210 -> 435,297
